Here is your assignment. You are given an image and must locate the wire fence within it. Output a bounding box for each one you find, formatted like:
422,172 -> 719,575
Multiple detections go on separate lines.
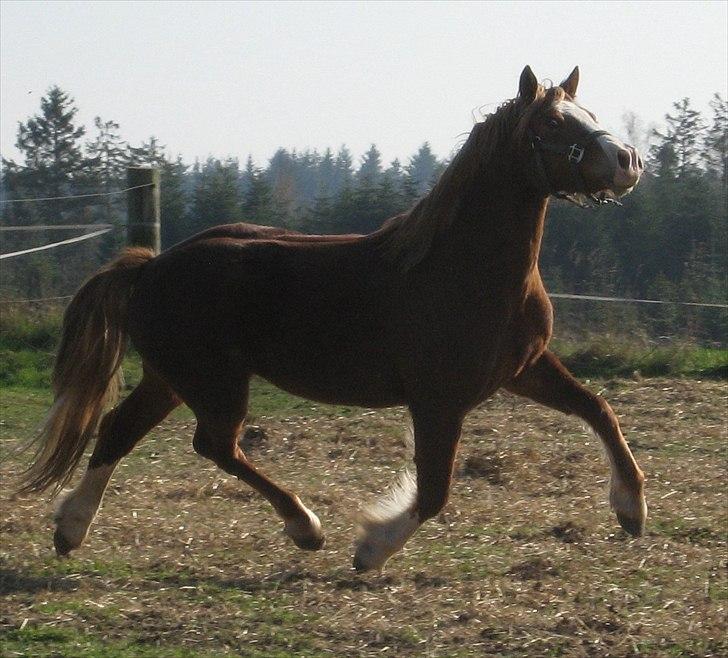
1,182 -> 726,348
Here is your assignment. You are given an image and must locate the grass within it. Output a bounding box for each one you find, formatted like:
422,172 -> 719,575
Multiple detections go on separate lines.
1,375 -> 727,657
1,307 -> 727,655
0,307 -> 725,389
553,336 -> 728,379
1,627 -> 235,658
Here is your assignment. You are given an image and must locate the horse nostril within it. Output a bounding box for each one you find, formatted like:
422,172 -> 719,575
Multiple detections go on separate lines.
617,149 -> 632,170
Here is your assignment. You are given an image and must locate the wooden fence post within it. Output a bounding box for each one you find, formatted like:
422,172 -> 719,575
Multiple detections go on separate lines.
127,167 -> 161,254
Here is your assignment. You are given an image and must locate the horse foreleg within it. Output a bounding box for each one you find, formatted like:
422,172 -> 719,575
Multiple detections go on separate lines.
54,371 -> 180,555
353,409 -> 463,572
192,419 -> 324,551
506,350 -> 647,536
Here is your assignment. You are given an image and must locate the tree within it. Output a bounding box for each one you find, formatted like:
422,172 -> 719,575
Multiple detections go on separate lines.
651,98 -> 704,177
85,117 -> 128,230
267,148 -> 297,222
129,136 -> 166,167
316,148 -> 336,200
160,155 -> 190,248
704,93 -> 727,185
242,161 -> 285,227
406,142 -> 440,196
383,158 -> 405,194
15,86 -> 86,191
333,145 -> 354,192
2,86 -> 86,224
357,144 -> 382,187
190,158 -> 242,232
86,117 -> 128,186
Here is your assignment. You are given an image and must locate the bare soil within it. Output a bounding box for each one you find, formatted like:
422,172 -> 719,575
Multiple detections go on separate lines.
1,377 -> 726,657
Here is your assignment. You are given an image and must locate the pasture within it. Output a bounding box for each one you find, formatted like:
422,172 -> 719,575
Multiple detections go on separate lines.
1,376 -> 726,657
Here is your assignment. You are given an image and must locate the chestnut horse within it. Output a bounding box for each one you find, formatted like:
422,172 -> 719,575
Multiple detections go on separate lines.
21,67 -> 647,571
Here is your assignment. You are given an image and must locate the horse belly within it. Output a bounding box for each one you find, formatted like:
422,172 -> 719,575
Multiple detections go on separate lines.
249,322 -> 405,408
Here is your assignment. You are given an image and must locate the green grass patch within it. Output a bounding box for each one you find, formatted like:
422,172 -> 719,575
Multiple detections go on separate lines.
0,306 -> 725,396
553,337 -> 728,379
0,627 -> 234,658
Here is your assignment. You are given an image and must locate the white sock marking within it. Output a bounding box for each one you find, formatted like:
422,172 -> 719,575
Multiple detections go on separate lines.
355,469 -> 421,571
54,462 -> 116,550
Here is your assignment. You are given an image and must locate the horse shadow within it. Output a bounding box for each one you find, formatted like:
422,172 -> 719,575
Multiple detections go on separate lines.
0,566 -> 79,595
152,567 -> 428,594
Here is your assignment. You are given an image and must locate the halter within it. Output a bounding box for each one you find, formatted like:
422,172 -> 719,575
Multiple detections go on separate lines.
529,129 -> 621,207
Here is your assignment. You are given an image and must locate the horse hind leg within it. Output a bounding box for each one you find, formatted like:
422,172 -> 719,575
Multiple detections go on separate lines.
53,369 -> 180,555
192,412 -> 325,551
353,409 -> 463,572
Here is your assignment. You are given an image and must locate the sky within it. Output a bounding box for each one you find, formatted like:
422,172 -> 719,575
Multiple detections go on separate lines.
1,0 -> 726,167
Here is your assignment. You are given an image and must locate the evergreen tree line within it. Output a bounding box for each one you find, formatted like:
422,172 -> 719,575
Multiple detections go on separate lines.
1,86 -> 725,343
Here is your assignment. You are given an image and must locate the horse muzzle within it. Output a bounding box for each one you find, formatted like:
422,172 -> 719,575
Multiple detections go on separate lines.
611,145 -> 643,195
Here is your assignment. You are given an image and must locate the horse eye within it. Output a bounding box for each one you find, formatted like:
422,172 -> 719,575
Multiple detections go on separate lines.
548,118 -> 560,129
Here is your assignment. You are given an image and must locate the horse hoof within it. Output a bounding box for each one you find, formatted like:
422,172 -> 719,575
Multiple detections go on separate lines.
352,554 -> 368,572
616,513 -> 645,537
53,529 -> 75,556
292,533 -> 326,551
284,505 -> 325,550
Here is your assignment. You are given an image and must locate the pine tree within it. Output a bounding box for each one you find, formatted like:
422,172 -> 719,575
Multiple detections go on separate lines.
2,86 -> 86,224
406,142 -> 440,196
129,136 -> 166,167
267,148 -> 297,222
333,145 -> 354,192
383,158 -> 405,194
316,148 -> 336,199
651,98 -> 704,177
160,155 -> 190,248
703,93 -> 727,185
190,157 -> 242,233
357,144 -> 382,187
17,86 -> 86,193
242,161 -> 285,227
85,117 -> 128,230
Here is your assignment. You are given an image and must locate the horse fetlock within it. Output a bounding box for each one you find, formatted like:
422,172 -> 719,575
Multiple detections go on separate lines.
283,505 -> 325,551
609,477 -> 647,536
53,494 -> 97,555
353,511 -> 420,572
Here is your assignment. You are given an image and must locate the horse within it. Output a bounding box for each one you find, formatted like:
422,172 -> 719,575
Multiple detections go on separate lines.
20,66 -> 647,572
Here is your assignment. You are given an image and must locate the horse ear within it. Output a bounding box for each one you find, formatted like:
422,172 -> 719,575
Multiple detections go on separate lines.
518,65 -> 538,103
561,66 -> 579,97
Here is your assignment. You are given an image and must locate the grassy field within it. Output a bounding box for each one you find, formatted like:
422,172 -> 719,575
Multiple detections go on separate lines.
1,375 -> 726,657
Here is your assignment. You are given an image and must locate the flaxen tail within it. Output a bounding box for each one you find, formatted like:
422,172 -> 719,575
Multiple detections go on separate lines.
18,247 -> 155,495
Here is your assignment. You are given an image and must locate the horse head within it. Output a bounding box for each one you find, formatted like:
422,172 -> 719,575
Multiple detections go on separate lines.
517,65 -> 643,206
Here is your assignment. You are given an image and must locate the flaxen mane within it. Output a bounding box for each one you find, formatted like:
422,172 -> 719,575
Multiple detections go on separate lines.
379,84 -> 563,270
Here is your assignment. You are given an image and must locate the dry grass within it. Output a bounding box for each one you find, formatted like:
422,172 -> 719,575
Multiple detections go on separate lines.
1,378 -> 726,657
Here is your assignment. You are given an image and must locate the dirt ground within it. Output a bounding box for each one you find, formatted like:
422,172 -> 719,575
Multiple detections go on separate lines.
1,377 -> 726,657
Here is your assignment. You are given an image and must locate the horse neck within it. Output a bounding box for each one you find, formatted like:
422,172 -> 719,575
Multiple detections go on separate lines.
428,149 -> 549,280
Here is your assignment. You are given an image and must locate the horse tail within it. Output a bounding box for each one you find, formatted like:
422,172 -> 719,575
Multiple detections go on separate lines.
19,247 -> 155,495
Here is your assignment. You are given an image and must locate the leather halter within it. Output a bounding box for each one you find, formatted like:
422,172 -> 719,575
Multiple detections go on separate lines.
529,129 -> 619,206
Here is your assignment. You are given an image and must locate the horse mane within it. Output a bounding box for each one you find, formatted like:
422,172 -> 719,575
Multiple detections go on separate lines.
379,84 -> 563,270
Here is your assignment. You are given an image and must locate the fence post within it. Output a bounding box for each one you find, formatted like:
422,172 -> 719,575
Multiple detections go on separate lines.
127,167 -> 161,254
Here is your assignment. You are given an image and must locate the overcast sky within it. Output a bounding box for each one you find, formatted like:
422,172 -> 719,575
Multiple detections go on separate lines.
1,1 -> 726,167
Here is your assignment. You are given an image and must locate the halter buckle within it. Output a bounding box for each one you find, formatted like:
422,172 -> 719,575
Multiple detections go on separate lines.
568,144 -> 585,164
